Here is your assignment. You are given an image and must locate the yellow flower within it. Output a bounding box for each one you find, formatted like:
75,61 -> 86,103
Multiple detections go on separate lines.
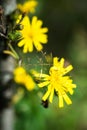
17,0 -> 38,14
14,67 -> 35,91
17,15 -> 48,53
33,57 -> 76,108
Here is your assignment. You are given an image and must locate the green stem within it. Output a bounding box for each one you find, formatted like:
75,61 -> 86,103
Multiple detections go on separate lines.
8,43 -> 19,60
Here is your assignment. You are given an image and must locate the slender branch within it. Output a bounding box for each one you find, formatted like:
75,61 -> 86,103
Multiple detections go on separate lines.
8,43 -> 19,60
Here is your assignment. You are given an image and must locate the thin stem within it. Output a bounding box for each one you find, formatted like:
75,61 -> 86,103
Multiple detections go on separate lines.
8,43 -> 19,60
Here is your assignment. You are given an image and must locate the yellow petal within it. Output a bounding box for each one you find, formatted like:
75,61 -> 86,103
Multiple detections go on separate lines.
31,70 -> 48,77
21,16 -> 30,29
63,93 -> 72,105
42,89 -> 51,101
36,20 -> 43,28
38,34 -> 48,43
38,81 -> 49,88
49,88 -> 54,103
18,39 -> 25,47
28,40 -> 33,52
60,58 -> 64,67
23,44 -> 28,53
53,57 -> 59,66
32,16 -> 37,26
40,28 -> 48,33
59,94 -> 64,108
34,41 -> 43,51
64,65 -> 73,75
68,88 -> 74,95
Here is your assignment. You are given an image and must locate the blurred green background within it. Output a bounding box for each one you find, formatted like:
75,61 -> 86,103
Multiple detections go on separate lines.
15,0 -> 87,130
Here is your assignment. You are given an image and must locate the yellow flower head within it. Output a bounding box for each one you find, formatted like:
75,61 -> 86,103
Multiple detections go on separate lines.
33,57 -> 76,108
17,15 -> 48,53
14,67 -> 35,91
17,0 -> 38,14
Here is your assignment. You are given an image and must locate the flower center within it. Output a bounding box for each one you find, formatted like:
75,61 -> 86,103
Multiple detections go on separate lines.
28,30 -> 34,39
50,69 -> 59,86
